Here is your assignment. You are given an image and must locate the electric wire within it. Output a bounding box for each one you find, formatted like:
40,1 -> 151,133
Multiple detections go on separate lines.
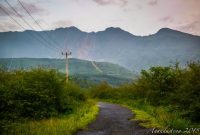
0,5 -> 57,54
16,0 -> 63,50
4,0 -> 61,52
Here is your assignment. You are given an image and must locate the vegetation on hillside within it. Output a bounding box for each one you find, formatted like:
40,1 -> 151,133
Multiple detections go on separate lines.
0,58 -> 134,86
90,61 -> 200,130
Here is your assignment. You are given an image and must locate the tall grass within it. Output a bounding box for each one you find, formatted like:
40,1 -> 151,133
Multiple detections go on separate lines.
3,100 -> 99,135
102,99 -> 192,130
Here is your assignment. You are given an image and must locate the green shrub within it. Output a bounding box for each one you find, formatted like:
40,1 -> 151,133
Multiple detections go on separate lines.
56,82 -> 86,113
90,61 -> 200,127
89,82 -> 112,99
0,68 -> 87,133
3,100 -> 98,135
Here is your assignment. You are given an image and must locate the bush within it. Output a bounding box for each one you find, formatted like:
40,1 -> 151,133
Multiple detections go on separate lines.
90,61 -> 200,124
89,82 -> 112,99
173,62 -> 200,122
56,82 -> 86,113
135,66 -> 179,105
132,62 -> 200,122
0,68 -> 87,132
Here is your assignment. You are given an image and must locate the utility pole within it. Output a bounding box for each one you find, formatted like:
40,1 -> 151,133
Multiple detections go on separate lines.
61,50 -> 72,83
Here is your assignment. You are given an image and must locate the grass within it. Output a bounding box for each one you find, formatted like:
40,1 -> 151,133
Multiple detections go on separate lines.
100,99 -> 193,130
4,100 -> 99,135
100,99 -> 163,129
131,109 -> 162,128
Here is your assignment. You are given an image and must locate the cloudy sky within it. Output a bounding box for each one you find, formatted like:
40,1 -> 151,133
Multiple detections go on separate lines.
0,0 -> 200,36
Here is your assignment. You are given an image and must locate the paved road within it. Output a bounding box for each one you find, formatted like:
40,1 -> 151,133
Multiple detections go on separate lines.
76,102 -> 161,135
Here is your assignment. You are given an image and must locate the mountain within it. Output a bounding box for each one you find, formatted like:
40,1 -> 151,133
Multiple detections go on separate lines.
0,58 -> 134,86
0,27 -> 200,72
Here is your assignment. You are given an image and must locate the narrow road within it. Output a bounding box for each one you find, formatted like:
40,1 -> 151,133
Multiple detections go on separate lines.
76,102 -> 158,135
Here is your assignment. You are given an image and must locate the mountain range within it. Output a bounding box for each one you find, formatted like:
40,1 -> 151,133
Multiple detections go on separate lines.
0,27 -> 200,72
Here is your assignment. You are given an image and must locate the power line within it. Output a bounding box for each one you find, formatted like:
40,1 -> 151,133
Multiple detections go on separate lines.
5,0 -> 60,51
4,0 -> 61,51
0,6 -> 26,30
5,0 -> 35,31
0,5 -> 58,54
16,0 -> 63,49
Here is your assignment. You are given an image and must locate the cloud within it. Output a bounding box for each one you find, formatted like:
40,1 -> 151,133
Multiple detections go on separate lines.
148,0 -> 158,6
177,21 -> 200,35
175,13 -> 200,35
0,1 -> 47,18
19,1 -> 47,15
159,16 -> 174,23
92,0 -> 128,7
53,20 -> 72,28
0,4 -> 20,17
111,19 -> 122,22
0,22 -> 19,31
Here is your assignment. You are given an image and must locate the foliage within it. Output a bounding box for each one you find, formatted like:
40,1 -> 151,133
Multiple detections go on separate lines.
134,62 -> 200,122
90,61 -> 200,129
0,68 -> 87,133
2,100 -> 98,135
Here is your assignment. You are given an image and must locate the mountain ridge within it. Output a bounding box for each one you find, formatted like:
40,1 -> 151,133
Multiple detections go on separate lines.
0,26 -> 199,72
2,26 -> 199,37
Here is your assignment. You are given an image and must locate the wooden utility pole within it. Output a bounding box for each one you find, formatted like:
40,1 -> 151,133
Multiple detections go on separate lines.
61,50 -> 72,82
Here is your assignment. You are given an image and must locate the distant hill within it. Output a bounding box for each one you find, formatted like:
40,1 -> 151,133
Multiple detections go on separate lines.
0,58 -> 134,86
0,27 -> 200,72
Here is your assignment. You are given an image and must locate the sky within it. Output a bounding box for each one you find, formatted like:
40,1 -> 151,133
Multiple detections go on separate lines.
0,0 -> 200,36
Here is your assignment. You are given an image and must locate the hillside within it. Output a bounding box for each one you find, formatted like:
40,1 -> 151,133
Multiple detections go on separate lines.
0,27 -> 200,72
0,58 -> 134,85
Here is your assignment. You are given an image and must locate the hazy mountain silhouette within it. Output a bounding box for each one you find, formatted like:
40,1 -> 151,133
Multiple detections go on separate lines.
0,26 -> 200,72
